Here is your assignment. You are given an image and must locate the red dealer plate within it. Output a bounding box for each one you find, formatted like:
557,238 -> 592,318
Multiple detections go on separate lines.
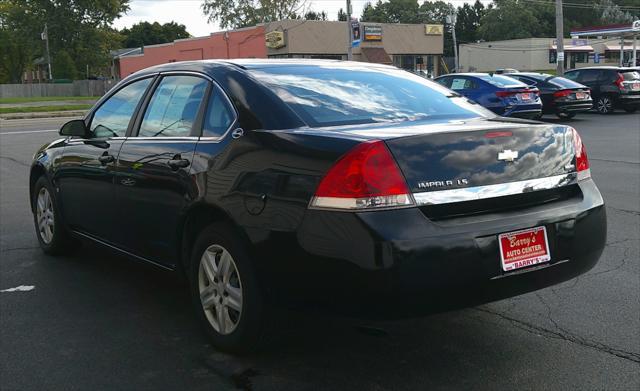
498,226 -> 551,272
575,92 -> 586,99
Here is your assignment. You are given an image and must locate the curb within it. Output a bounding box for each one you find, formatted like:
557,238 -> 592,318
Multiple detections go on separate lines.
0,110 -> 87,120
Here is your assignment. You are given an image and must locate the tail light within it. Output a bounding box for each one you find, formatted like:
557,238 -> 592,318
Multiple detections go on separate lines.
496,88 -> 538,98
310,140 -> 414,210
615,73 -> 625,91
553,90 -> 572,99
571,128 -> 590,181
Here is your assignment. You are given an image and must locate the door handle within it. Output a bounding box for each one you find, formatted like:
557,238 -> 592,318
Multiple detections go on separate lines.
167,158 -> 190,170
98,154 -> 115,165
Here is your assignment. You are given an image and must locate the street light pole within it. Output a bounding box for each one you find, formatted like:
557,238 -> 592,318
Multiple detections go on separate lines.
448,13 -> 459,72
346,0 -> 353,60
555,0 -> 565,75
42,23 -> 53,80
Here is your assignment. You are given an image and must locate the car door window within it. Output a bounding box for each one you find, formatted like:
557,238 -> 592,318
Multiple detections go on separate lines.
89,78 -> 152,138
138,75 -> 209,138
202,87 -> 236,138
580,70 -> 600,83
435,77 -> 451,88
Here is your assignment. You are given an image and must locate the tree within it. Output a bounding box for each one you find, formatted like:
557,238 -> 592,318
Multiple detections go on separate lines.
477,0 -> 553,41
598,0 -> 635,24
121,22 -> 190,48
201,0 -> 309,29
52,50 -> 77,80
304,10 -> 328,21
337,8 -> 348,21
0,0 -> 129,81
455,0 -> 488,44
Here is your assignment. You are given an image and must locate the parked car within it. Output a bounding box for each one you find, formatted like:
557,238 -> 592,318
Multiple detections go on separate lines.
435,73 -> 543,119
495,68 -> 519,74
508,72 -> 593,119
30,60 -> 606,352
564,66 -> 640,114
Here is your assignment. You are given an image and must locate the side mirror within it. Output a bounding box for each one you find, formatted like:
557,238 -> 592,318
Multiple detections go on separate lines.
59,119 -> 88,137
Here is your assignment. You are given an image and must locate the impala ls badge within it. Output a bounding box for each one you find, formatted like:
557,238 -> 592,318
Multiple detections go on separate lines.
498,149 -> 519,162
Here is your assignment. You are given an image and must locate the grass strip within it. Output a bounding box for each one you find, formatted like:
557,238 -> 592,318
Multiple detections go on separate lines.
0,96 -> 99,104
0,104 -> 92,114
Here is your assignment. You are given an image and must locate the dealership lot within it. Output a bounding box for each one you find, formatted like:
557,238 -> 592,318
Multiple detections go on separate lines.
1,113 -> 638,390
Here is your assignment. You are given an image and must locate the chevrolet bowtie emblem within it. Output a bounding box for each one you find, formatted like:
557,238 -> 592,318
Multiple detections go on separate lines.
498,149 -> 519,162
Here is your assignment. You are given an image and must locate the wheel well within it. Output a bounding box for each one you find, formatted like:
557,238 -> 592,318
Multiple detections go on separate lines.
180,204 -> 234,272
29,165 -> 46,212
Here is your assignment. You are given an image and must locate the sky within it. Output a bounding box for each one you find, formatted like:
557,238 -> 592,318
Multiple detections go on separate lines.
113,0 -> 477,37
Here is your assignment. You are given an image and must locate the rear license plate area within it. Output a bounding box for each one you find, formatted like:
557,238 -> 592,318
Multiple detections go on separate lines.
498,226 -> 550,272
575,92 -> 586,99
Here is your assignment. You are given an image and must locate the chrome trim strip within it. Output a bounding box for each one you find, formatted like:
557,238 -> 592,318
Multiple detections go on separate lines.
413,173 -> 578,206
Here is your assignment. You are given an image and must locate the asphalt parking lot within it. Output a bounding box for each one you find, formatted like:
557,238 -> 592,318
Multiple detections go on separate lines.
1,113 -> 638,390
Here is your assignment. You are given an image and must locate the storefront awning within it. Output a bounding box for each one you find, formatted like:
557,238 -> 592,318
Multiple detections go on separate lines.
361,47 -> 392,64
605,44 -> 637,51
551,45 -> 594,52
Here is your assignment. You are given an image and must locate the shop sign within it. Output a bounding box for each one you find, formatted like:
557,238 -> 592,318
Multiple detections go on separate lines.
265,31 -> 285,49
363,25 -> 382,41
425,24 -> 443,35
352,20 -> 361,47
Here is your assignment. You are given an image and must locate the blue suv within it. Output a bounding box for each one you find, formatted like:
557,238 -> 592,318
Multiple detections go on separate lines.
435,73 -> 543,119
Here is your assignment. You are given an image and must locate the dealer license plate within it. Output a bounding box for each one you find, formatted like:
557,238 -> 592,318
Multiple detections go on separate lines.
518,93 -> 532,101
575,92 -> 586,99
631,82 -> 640,91
498,226 -> 550,272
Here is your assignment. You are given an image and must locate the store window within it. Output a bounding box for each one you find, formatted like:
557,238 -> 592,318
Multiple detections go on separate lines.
574,52 -> 588,63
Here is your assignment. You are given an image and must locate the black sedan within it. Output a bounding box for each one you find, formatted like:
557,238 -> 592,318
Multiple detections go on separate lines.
509,72 -> 593,119
30,60 -> 606,352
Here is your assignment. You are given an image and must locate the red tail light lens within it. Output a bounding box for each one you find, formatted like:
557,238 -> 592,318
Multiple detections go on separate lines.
553,90 -> 572,99
571,128 -> 590,181
495,90 -> 516,98
310,140 -> 414,210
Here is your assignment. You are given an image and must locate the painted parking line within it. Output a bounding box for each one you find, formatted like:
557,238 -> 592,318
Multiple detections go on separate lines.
0,285 -> 35,293
0,129 -> 58,135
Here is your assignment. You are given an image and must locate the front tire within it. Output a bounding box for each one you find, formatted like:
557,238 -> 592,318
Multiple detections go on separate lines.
189,223 -> 268,353
32,176 -> 74,255
596,96 -> 614,114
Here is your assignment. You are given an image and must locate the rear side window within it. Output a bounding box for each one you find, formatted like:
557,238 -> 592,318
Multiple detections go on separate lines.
475,74 -> 525,88
564,71 -> 580,81
251,66 -> 492,127
202,87 -> 236,138
139,75 -> 208,138
450,78 -> 476,90
435,77 -> 452,88
90,78 -> 151,138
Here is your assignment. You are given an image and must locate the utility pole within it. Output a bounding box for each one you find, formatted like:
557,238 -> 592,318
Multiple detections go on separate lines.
42,23 -> 53,80
346,0 -> 353,60
555,0 -> 564,75
447,12 -> 458,72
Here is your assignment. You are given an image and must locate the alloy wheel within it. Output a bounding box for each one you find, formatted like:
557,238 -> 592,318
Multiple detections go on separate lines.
597,97 -> 612,114
36,187 -> 55,244
198,244 -> 243,335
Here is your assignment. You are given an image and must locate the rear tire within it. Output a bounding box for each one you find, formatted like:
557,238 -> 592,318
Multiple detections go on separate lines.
596,96 -> 614,114
189,223 -> 268,353
556,112 -> 576,119
624,107 -> 637,113
32,176 -> 74,255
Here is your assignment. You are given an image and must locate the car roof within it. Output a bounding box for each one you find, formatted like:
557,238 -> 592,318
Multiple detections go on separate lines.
512,72 -> 553,78
132,59 -> 396,78
566,66 -> 634,71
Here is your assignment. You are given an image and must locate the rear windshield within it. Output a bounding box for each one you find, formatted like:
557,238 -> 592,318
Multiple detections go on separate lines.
621,71 -> 640,81
547,76 -> 585,89
250,66 -> 493,127
475,74 -> 526,88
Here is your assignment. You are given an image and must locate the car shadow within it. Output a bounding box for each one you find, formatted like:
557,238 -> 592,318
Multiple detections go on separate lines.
20,241 -> 573,390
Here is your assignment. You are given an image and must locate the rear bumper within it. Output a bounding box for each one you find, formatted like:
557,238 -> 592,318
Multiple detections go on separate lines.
555,100 -> 593,113
617,94 -> 640,108
281,179 -> 606,318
